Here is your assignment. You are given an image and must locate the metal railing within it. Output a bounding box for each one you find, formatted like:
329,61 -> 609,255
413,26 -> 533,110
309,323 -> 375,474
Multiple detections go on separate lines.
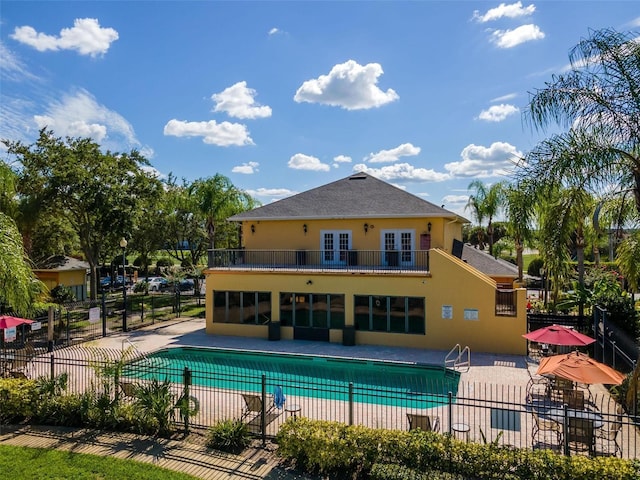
6,347 -> 638,459
445,344 -> 471,372
207,248 -> 430,272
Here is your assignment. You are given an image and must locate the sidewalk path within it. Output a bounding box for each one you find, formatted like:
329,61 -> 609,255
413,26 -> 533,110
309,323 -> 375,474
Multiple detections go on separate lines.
0,425 -> 318,480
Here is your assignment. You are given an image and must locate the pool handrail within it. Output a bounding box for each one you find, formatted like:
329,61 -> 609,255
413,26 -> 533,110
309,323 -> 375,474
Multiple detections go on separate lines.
445,344 -> 471,372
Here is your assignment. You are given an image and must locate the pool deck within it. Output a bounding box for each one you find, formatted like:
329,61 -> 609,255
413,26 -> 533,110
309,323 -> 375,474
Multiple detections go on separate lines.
6,317 -> 634,479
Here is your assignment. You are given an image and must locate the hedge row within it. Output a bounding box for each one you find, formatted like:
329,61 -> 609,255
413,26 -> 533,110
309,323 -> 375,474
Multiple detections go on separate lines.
275,418 -> 640,480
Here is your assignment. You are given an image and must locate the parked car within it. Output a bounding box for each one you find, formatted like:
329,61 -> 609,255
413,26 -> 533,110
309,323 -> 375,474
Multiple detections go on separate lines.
176,279 -> 195,292
147,277 -> 169,292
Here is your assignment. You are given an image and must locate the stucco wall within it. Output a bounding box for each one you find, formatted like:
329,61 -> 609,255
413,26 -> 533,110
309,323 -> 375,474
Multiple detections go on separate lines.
241,217 -> 455,251
204,249 -> 527,355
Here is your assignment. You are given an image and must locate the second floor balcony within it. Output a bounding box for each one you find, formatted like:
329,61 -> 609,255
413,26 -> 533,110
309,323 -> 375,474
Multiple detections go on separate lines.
207,248 -> 430,273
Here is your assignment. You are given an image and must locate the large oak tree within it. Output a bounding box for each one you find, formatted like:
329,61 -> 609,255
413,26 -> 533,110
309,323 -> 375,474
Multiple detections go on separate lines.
4,129 -> 163,300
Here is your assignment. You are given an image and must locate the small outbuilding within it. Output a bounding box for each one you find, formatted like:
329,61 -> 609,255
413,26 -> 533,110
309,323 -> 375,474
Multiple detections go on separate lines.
33,255 -> 90,301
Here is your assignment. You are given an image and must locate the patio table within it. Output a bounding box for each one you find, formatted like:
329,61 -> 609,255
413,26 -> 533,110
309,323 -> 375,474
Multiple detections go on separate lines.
543,408 -> 604,429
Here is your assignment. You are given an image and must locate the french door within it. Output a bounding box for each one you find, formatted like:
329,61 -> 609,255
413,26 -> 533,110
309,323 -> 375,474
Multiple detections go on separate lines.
382,230 -> 414,266
321,230 -> 351,265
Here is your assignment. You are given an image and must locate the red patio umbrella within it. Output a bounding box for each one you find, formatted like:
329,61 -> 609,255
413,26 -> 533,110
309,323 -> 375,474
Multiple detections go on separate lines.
0,315 -> 34,329
536,351 -> 626,385
522,324 -> 595,346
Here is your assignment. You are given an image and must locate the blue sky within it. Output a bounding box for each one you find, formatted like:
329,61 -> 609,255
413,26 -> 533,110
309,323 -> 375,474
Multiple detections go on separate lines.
1,1 -> 639,218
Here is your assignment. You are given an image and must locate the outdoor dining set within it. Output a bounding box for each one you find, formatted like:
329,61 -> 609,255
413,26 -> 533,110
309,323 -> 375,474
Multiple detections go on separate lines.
524,324 -> 626,456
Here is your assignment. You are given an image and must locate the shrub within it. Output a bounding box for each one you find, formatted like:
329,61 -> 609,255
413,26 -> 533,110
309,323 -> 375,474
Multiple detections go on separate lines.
206,419 -> 251,454
0,378 -> 39,422
50,284 -> 76,303
133,378 -> 175,436
276,418 -> 640,480
527,257 -> 544,277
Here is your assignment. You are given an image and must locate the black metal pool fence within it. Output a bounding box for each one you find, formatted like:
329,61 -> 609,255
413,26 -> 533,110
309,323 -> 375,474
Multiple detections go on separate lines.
5,347 -> 639,459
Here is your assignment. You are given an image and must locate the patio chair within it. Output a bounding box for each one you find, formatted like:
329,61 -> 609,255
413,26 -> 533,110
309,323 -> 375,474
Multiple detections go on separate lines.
9,348 -> 30,378
406,413 -> 440,432
594,418 -> 622,457
563,389 -> 585,410
526,368 -> 550,401
567,417 -> 595,455
240,393 -> 275,421
549,377 -> 573,401
532,411 -> 562,449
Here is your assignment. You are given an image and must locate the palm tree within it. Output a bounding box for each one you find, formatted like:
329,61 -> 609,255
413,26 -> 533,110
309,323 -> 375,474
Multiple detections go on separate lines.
502,181 -> 535,283
189,174 -> 257,251
466,180 -> 504,257
465,187 -> 486,250
524,28 -> 640,216
616,231 -> 640,292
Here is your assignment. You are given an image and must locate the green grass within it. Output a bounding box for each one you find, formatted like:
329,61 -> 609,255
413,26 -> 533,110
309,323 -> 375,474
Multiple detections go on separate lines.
0,445 -> 200,479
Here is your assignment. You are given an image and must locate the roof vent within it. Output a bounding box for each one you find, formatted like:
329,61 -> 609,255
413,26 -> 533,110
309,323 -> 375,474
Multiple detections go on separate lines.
349,174 -> 367,180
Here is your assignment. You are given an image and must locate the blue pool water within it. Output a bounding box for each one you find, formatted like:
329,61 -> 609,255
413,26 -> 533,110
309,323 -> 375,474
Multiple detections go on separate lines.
124,346 -> 460,408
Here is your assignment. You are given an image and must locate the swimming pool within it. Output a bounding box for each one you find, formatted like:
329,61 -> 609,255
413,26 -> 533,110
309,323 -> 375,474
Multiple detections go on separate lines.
124,346 -> 460,408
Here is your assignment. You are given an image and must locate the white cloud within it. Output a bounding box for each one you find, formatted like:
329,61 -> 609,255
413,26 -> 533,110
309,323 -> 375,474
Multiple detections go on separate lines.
246,187 -> 297,199
232,161 -> 260,174
490,24 -> 545,48
268,27 -> 280,35
441,194 -> 471,217
0,42 -> 38,82
294,59 -> 399,110
444,142 -> 521,178
33,89 -> 138,148
141,165 -> 164,179
10,18 -> 118,57
490,93 -> 517,103
473,2 -> 535,22
352,163 -> 450,182
365,143 -> 420,163
442,194 -> 470,205
478,104 -> 519,122
163,119 -> 253,146
138,145 -> 155,160
211,81 -> 272,119
288,153 -> 331,172
333,155 -> 352,163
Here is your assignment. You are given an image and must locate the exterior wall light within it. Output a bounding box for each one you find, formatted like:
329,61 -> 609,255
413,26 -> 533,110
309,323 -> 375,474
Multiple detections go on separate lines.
364,223 -> 369,234
251,224 -> 255,234
427,222 -> 432,233
303,224 -> 308,234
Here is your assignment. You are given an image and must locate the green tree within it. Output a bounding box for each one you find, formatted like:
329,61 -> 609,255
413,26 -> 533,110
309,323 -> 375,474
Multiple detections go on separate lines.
502,181 -> 535,282
466,180 -> 504,257
3,129 -> 163,300
616,231 -> 640,292
524,28 -> 640,216
0,213 -> 38,314
162,175 -> 208,266
189,174 -> 257,251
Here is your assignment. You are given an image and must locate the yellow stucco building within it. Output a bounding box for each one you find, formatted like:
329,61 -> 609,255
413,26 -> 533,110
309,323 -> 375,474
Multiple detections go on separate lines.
204,173 -> 527,355
33,255 -> 90,301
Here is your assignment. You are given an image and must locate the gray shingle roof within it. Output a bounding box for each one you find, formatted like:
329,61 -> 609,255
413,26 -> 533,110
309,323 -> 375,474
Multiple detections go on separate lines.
461,244 -> 518,278
230,172 -> 469,221
34,255 -> 90,272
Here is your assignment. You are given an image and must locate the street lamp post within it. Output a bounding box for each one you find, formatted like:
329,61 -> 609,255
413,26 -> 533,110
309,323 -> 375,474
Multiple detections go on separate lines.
120,237 -> 128,332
